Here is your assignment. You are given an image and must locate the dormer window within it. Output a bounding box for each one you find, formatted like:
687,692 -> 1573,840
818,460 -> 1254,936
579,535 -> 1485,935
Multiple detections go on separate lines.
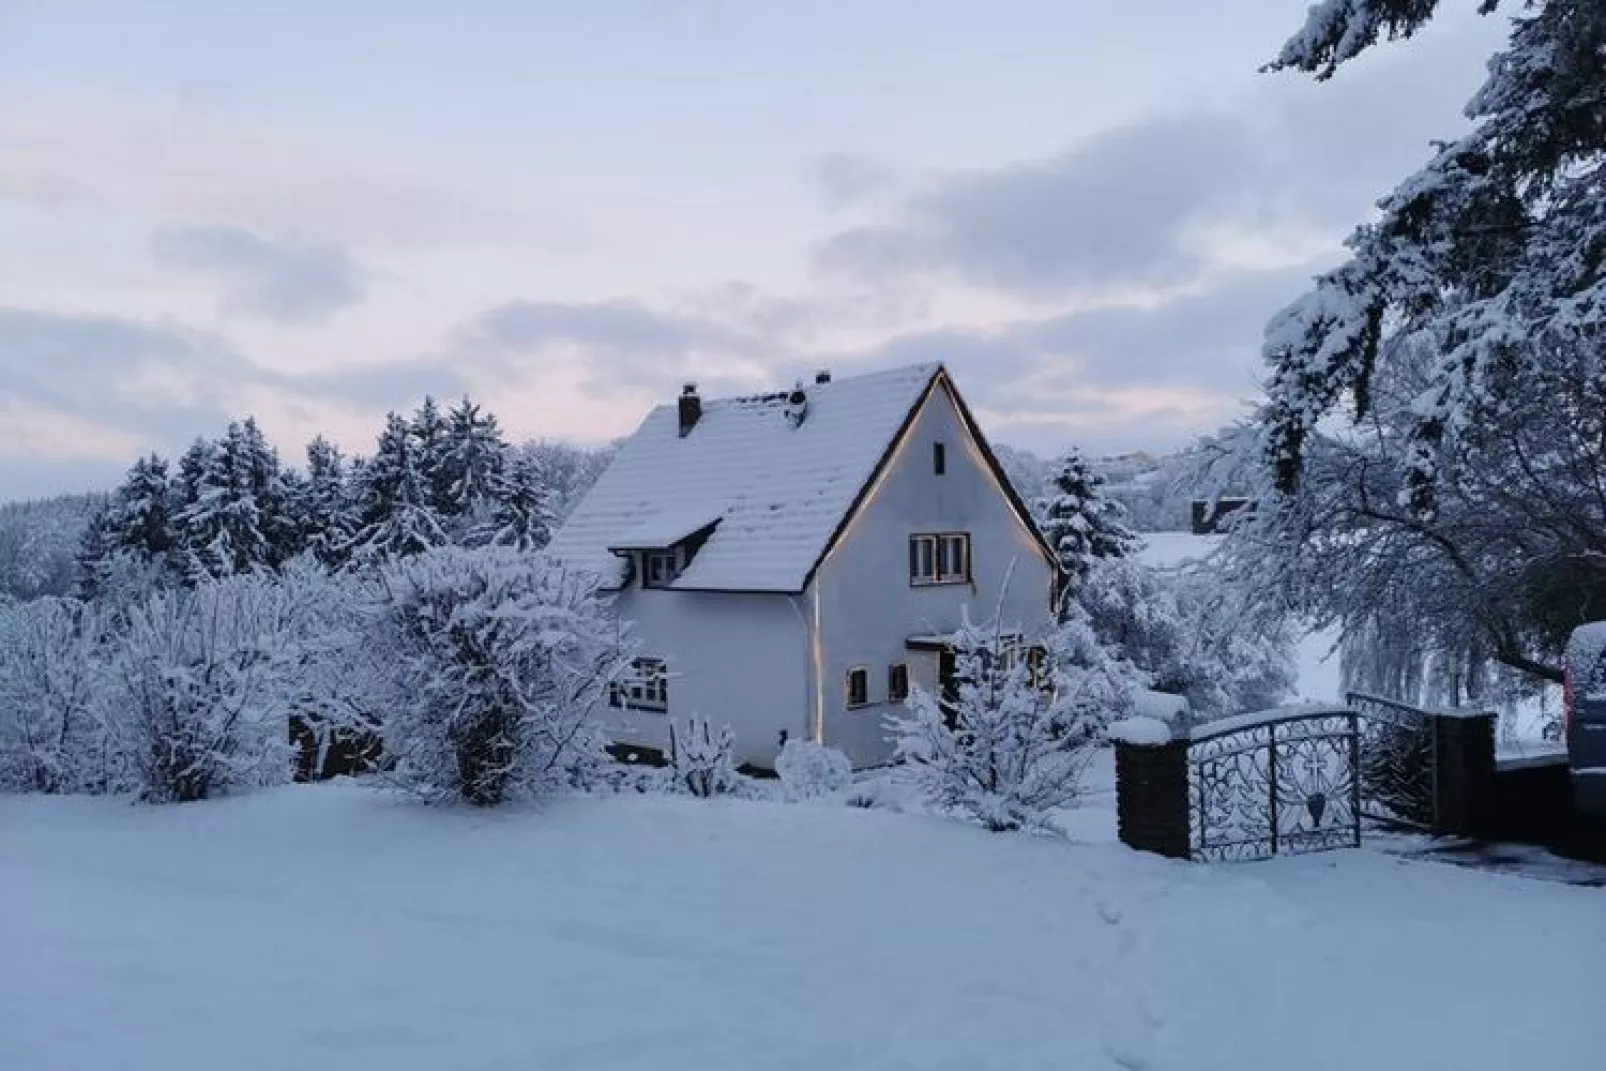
643,550 -> 678,588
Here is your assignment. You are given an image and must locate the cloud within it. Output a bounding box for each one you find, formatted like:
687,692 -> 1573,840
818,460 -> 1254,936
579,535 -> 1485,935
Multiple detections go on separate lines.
820,114 -> 1256,296
817,22 -> 1491,301
809,152 -> 896,208
151,225 -> 366,323
1027,264 -> 1322,391
467,299 -> 774,397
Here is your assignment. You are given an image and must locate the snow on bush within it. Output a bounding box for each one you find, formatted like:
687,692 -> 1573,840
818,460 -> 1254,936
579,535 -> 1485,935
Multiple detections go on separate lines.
889,607 -> 1126,833
0,597 -> 112,794
106,575 -> 319,803
775,739 -> 852,801
370,547 -> 621,807
669,715 -> 738,798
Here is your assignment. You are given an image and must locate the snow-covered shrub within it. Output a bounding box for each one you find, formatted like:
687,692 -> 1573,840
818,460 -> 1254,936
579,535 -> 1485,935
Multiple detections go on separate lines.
889,608 -> 1126,833
371,547 -> 621,807
0,597 -> 111,794
107,575 -> 315,803
775,739 -> 852,801
669,715 -> 738,798
1081,555 -> 1293,723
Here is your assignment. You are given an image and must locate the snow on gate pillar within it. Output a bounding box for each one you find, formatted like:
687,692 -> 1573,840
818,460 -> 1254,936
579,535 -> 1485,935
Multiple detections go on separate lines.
1110,718 -> 1190,860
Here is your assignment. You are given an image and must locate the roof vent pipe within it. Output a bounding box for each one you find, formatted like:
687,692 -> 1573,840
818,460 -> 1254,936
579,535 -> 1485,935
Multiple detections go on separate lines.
784,381 -> 808,429
815,369 -> 832,385
678,383 -> 701,437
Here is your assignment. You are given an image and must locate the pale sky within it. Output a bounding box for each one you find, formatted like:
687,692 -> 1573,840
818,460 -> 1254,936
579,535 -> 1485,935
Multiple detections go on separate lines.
0,0 -> 1506,499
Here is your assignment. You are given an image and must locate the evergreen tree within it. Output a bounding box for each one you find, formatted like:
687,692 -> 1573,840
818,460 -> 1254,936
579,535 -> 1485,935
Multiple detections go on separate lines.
409,396 -> 450,514
172,420 -> 288,581
75,455 -> 176,596
438,396 -> 507,524
297,435 -> 359,568
477,449 -> 552,552
349,412 -> 448,564
1036,447 -> 1136,589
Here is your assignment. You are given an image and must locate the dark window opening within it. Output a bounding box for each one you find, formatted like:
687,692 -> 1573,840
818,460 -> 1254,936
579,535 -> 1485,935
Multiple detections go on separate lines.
609,657 -> 669,712
846,667 -> 870,708
642,551 -> 678,588
888,663 -> 910,703
933,441 -> 947,475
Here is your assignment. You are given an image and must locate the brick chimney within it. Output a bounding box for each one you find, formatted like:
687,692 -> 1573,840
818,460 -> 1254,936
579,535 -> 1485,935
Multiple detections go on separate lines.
678,383 -> 701,437
814,369 -> 832,385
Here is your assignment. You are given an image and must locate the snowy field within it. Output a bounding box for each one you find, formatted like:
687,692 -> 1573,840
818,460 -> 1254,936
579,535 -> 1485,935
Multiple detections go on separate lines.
3,784 -> 1599,1071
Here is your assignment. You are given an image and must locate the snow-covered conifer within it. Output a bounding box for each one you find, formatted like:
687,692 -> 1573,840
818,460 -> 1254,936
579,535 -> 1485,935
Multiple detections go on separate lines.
476,449 -> 553,552
349,413 -> 448,565
1036,446 -> 1135,590
438,397 -> 507,524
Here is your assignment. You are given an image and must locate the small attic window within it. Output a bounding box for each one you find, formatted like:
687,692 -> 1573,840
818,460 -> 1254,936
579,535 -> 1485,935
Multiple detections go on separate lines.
933,442 -> 947,475
642,551 -> 678,588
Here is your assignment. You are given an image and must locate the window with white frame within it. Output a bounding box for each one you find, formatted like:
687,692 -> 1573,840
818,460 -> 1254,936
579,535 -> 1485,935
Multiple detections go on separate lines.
908,532 -> 970,585
846,666 -> 870,708
609,657 -> 669,712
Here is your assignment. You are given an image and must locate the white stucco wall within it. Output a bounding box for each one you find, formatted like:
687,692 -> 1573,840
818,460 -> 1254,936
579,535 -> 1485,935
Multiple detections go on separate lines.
603,587 -> 810,768
811,379 -> 1057,767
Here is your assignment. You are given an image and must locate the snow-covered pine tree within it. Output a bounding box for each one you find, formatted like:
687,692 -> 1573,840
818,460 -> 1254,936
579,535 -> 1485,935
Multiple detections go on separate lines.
409,395 -> 451,515
889,606 -> 1127,832
348,413 -> 448,565
476,448 -> 553,552
171,420 -> 290,581
437,397 -> 507,528
1250,0 -> 1606,685
370,547 -> 622,806
297,435 -> 360,568
1036,446 -> 1136,591
74,455 -> 178,597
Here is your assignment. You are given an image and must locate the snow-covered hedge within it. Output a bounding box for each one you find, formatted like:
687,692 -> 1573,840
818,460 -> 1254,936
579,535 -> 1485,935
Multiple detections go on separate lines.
371,547 -> 623,807
775,739 -> 853,801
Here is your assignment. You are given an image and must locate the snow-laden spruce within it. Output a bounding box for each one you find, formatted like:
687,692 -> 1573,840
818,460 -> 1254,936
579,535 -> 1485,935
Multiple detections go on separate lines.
1036,445 -> 1136,589
370,547 -> 624,807
889,606 -> 1130,832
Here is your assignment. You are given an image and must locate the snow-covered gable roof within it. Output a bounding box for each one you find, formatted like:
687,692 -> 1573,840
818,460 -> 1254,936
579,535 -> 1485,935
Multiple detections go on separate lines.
548,363 -> 943,592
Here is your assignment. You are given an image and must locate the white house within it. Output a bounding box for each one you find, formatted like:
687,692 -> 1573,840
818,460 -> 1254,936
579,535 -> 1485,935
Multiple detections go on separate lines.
547,363 -> 1062,770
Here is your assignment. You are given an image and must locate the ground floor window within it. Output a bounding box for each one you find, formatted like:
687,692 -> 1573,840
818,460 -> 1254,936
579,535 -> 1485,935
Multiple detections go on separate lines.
888,663 -> 909,703
610,657 -> 668,712
846,666 -> 870,708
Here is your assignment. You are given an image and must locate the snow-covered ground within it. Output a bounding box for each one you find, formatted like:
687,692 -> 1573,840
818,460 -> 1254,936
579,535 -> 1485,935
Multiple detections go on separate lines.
3,784 -> 1598,1071
1136,532 -> 1345,704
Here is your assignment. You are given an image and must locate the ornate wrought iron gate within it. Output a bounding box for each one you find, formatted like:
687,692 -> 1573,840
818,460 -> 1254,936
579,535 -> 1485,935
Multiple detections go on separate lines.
1346,692 -> 1438,831
1189,708 -> 1362,862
